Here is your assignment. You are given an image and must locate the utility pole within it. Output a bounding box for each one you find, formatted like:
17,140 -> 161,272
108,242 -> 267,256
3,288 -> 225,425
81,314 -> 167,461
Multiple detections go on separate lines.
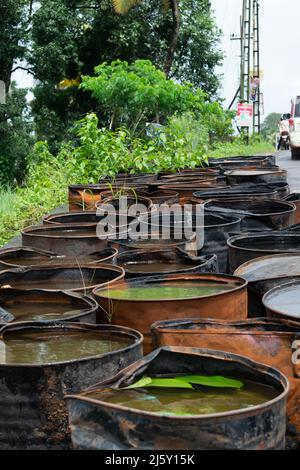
252,0 -> 261,133
230,0 -> 261,137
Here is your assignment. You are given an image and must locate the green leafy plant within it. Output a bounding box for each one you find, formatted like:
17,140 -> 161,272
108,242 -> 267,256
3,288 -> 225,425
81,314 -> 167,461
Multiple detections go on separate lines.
80,60 -> 206,137
123,375 -> 244,390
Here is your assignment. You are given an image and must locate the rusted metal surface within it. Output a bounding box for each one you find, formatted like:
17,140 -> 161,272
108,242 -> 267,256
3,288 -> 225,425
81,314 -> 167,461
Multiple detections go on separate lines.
114,249 -> 218,278
284,194 -> 300,224
208,154 -> 276,168
0,247 -> 56,270
68,184 -> 147,211
228,233 -> 300,273
66,347 -> 288,450
150,319 -> 299,449
0,264 -> 124,294
225,169 -> 287,186
22,224 -> 109,256
95,195 -> 153,217
0,322 -> 143,449
94,273 -> 248,353
138,189 -> 179,205
234,254 -> 300,317
0,289 -> 98,325
43,211 -> 106,226
108,235 -> 196,255
193,187 -> 278,202
204,198 -> 295,232
155,181 -> 225,204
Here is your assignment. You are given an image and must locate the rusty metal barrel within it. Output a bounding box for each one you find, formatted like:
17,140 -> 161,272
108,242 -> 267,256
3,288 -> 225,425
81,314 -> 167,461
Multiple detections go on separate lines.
0,322 -> 143,449
0,289 -> 99,325
93,273 -> 248,353
114,249 -> 218,278
150,319 -> 299,449
234,254 -> 300,317
0,264 -> 124,294
225,168 -> 287,186
0,246 -> 118,270
204,199 -> 295,232
208,154 -> 276,168
263,280 -> 300,323
22,224 -> 110,256
228,233 -> 300,273
66,347 -> 288,450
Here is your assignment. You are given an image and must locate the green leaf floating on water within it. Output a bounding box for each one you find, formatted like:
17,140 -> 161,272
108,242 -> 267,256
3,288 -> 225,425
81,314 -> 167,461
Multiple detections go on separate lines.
177,375 -> 243,389
123,376 -> 152,389
123,375 -> 243,390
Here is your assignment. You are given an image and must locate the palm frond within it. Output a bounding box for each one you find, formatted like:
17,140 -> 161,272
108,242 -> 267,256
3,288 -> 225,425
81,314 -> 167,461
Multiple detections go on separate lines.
112,0 -> 140,14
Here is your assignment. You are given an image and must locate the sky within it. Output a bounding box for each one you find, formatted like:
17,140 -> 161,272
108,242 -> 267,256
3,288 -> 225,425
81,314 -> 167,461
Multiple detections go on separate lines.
211,0 -> 300,117
13,0 -> 300,120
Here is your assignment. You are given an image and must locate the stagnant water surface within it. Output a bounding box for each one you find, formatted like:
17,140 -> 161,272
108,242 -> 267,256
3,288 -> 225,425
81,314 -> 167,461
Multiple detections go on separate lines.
99,281 -> 239,301
266,285 -> 300,318
0,331 -> 132,364
1,302 -> 87,322
88,380 -> 278,415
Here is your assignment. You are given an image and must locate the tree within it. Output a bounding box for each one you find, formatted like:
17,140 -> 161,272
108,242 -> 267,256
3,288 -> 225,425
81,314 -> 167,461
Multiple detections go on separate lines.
0,0 -> 28,94
112,0 -> 180,76
261,113 -> 281,140
29,0 -> 222,146
81,59 -> 206,135
0,83 -> 33,185
0,2 -> 34,184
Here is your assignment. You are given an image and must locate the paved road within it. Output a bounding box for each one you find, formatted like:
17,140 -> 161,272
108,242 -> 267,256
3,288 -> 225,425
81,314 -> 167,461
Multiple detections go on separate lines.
276,150 -> 300,192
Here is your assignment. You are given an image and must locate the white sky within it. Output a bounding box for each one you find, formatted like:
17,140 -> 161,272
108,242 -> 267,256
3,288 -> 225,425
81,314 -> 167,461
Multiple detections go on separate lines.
13,0 -> 300,119
211,0 -> 300,117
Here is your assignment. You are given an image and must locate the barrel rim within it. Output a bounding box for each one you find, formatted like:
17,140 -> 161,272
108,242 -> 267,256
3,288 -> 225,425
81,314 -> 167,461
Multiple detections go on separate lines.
22,223 -> 108,240
234,253 -> 300,282
227,232 -> 300,254
93,273 -> 248,303
203,198 -> 296,218
0,263 -> 125,293
262,280 -> 300,319
150,317 -> 300,335
0,322 -> 143,368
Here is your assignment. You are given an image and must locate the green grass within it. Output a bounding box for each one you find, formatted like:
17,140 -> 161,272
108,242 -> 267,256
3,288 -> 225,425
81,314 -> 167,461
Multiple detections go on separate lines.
207,140 -> 274,158
0,188 -> 17,217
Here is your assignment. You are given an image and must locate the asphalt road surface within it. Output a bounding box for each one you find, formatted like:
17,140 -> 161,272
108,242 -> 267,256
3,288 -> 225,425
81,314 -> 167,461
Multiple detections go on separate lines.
276,150 -> 300,192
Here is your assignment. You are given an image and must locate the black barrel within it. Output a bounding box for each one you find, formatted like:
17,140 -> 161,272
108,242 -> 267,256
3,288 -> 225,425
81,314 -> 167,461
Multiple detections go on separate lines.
114,249 -> 218,278
0,246 -> 118,270
0,289 -> 99,325
66,347 -> 288,450
0,264 -> 124,294
0,247 -> 56,271
193,187 -> 278,202
139,212 -> 241,273
204,199 -> 295,232
225,169 -> 287,186
208,155 -> 276,168
22,224 -> 109,256
228,233 -> 300,273
0,322 -> 143,449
